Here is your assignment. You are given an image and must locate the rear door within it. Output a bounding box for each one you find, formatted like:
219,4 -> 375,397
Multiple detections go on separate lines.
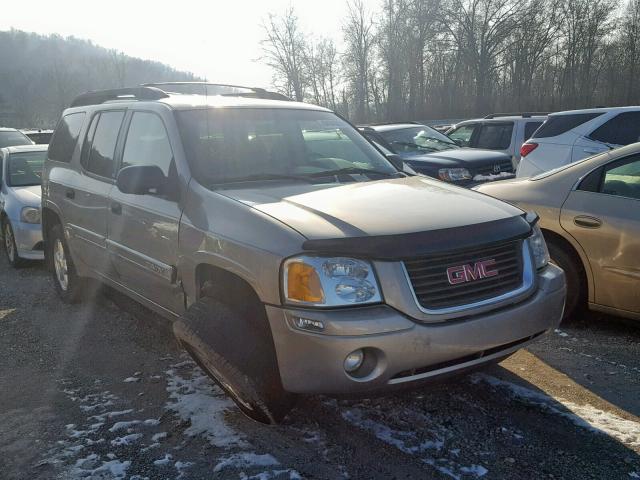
560,154 -> 640,315
66,109 -> 124,274
107,109 -> 183,314
471,122 -> 514,156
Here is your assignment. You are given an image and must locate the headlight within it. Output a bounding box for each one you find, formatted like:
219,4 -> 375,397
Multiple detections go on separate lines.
528,222 -> 550,269
438,168 -> 471,182
20,207 -> 41,224
283,256 -> 382,307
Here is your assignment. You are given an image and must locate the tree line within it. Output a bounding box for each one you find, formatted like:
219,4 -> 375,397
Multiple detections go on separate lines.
0,30 -> 199,128
261,0 -> 640,123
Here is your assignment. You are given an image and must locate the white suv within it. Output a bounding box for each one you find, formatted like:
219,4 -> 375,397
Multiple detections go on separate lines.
446,114 -> 547,168
517,106 -> 640,178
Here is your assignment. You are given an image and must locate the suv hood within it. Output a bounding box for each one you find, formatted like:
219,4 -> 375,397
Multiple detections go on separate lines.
220,176 -> 523,240
402,148 -> 511,167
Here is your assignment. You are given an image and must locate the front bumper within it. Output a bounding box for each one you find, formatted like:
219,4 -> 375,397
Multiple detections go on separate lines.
12,220 -> 44,260
267,264 -> 565,394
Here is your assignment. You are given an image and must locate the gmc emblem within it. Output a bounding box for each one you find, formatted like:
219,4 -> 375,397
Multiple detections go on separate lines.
446,259 -> 498,285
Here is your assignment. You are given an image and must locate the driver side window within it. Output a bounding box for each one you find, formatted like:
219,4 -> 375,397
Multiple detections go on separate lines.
448,124 -> 476,147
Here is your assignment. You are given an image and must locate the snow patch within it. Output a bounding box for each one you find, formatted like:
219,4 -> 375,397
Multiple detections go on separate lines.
71,453 -> 131,479
110,433 -> 143,446
153,453 -> 173,466
123,377 -> 140,383
213,452 -> 279,472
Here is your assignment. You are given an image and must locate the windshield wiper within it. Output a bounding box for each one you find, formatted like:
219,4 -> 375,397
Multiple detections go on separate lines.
308,167 -> 398,178
209,173 -> 315,186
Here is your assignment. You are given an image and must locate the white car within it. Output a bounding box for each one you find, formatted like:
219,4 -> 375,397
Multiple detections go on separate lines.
446,113 -> 547,168
517,106 -> 640,178
0,145 -> 47,266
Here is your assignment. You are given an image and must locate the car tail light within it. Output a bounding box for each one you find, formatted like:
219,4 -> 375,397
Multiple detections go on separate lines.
520,142 -> 538,157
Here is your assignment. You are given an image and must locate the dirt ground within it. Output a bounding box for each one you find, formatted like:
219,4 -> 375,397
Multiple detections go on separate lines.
0,256 -> 638,480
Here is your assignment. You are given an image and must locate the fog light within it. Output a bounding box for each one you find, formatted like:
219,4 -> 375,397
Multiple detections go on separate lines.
344,349 -> 364,373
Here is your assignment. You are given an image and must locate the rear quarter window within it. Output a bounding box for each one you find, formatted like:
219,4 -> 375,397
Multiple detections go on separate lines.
524,121 -> 543,140
49,112 -> 86,162
533,113 -> 603,139
475,123 -> 513,149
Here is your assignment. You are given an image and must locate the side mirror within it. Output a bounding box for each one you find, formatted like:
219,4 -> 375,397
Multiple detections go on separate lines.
116,165 -> 166,195
385,153 -> 405,171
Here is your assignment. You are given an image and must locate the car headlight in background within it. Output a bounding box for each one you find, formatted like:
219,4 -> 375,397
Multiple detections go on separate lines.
438,168 -> 471,182
528,222 -> 550,269
283,256 -> 382,307
20,206 -> 41,224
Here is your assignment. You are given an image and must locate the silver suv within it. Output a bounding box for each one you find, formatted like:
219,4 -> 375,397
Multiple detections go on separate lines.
42,83 -> 566,424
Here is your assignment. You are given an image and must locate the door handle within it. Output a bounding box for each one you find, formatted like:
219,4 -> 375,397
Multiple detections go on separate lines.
574,215 -> 602,228
65,189 -> 75,199
111,202 -> 122,215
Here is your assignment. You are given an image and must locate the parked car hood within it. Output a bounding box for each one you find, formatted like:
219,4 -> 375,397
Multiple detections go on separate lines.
402,148 -> 511,167
220,176 -> 523,240
11,185 -> 41,206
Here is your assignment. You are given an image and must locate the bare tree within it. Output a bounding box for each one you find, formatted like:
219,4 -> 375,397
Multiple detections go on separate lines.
261,8 -> 308,101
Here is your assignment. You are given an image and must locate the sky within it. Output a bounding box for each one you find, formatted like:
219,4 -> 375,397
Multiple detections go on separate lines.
0,0 -> 350,88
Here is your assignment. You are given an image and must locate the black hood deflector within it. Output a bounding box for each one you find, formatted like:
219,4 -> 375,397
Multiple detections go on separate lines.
302,214 -> 532,260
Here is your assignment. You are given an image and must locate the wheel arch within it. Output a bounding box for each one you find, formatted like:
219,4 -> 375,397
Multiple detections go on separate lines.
541,227 -> 593,302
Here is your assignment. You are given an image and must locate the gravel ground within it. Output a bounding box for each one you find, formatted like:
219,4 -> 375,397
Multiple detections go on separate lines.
0,255 -> 638,480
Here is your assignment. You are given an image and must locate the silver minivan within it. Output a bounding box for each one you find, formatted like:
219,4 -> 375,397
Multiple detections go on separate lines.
42,83 -> 565,424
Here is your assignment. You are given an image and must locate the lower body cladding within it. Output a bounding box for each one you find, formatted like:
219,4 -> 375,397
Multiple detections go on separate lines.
11,220 -> 44,260
266,264 -> 565,395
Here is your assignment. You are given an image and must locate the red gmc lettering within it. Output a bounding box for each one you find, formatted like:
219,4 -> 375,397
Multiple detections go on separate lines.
446,259 -> 498,285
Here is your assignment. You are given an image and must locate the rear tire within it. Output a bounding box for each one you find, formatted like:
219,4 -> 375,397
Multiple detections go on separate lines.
48,224 -> 84,303
548,242 -> 585,321
2,220 -> 25,268
174,296 -> 296,424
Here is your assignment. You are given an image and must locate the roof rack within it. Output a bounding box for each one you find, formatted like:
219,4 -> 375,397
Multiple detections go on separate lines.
483,112 -> 549,119
143,82 -> 291,101
70,87 -> 169,108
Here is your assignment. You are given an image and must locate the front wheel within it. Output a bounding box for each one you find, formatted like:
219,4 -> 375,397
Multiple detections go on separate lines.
2,220 -> 25,268
48,224 -> 84,303
174,296 -> 296,424
548,242 -> 585,321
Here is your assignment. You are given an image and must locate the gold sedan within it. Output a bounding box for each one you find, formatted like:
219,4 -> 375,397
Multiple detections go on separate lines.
475,144 -> 640,321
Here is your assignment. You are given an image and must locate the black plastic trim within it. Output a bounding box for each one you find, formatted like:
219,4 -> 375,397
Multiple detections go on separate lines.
302,214 -> 533,260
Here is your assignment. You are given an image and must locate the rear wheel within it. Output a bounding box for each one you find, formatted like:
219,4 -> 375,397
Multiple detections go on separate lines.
49,224 -> 84,303
174,296 -> 296,424
548,242 -> 586,321
2,220 -> 25,268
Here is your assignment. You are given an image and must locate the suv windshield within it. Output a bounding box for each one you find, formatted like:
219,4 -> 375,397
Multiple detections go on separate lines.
7,151 -> 46,186
378,126 -> 457,154
176,108 -> 398,186
0,131 -> 33,148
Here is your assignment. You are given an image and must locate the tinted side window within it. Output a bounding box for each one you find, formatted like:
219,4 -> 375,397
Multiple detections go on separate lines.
601,156 -> 640,200
589,112 -> 640,146
533,113 -> 604,138
448,124 -> 476,147
86,111 -> 124,178
475,123 -> 513,149
122,112 -> 173,176
49,113 -> 86,162
524,121 -> 543,140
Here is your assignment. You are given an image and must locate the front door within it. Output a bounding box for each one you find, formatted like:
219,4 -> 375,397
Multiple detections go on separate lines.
107,111 -> 182,314
560,154 -> 640,314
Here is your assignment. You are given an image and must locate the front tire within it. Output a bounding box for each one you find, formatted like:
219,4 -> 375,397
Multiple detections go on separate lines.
174,296 -> 296,424
548,242 -> 585,321
2,220 -> 25,268
48,224 -> 84,303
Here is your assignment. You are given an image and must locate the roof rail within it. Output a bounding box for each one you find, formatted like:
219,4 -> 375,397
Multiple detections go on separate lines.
70,87 -> 169,108
142,82 -> 291,101
483,112 -> 549,119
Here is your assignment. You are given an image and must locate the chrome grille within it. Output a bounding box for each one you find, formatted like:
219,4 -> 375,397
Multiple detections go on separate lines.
474,160 -> 514,176
404,241 -> 523,310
